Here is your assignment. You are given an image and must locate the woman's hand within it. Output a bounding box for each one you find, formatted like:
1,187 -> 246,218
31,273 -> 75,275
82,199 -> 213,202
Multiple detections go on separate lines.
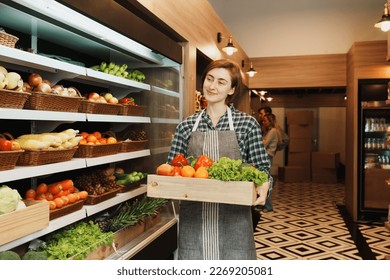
254,181 -> 270,205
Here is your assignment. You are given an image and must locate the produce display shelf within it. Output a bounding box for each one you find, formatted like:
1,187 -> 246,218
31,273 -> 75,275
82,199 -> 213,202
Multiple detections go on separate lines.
150,86 -> 180,98
106,214 -> 177,260
0,158 -> 86,184
0,207 -> 87,252
85,150 -> 151,167
84,68 -> 152,91
86,113 -> 151,123
84,185 -> 147,216
151,117 -> 180,124
0,108 -> 85,122
0,44 -> 85,76
0,108 -> 151,124
0,187 -> 148,251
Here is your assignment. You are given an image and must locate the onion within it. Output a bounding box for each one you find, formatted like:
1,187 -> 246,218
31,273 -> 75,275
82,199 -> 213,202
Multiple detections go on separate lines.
67,87 -> 79,97
51,84 -> 63,95
35,82 -> 51,93
42,79 -> 51,86
28,73 -> 43,87
22,82 -> 32,92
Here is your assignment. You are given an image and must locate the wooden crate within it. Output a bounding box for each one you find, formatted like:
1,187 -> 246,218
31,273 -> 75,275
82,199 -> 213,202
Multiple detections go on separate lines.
147,175 -> 257,206
0,200 -> 49,246
113,222 -> 145,250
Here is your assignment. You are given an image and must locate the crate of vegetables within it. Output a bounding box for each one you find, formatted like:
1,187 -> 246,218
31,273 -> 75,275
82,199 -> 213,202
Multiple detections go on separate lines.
147,175 -> 257,206
0,193 -> 49,246
147,157 -> 269,206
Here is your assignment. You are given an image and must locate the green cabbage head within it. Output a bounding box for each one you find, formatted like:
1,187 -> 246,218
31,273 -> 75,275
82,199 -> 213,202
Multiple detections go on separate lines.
0,185 -> 22,215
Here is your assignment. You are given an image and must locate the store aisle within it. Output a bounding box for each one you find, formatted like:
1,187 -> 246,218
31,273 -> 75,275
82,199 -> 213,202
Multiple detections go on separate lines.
254,181 -> 390,260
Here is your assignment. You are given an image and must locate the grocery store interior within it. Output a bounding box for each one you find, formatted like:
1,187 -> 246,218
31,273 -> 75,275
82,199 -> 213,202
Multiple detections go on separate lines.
0,0 -> 389,261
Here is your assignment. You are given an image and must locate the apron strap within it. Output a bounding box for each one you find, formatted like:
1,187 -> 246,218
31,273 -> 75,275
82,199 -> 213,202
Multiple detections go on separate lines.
192,109 -> 205,132
227,107 -> 234,131
192,107 -> 235,131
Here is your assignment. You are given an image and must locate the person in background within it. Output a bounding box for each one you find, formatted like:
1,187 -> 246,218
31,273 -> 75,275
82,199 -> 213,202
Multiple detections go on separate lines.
261,113 -> 281,212
258,106 -> 272,132
167,59 -> 271,260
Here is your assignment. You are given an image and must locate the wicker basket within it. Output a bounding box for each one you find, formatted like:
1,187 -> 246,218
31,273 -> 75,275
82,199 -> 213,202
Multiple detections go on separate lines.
0,31 -> 19,48
24,92 -> 83,112
17,147 -> 78,166
78,100 -> 121,115
0,150 -> 24,170
74,143 -> 121,158
49,199 -> 85,220
119,105 -> 146,116
84,188 -> 121,205
120,140 -> 148,153
0,89 -> 30,109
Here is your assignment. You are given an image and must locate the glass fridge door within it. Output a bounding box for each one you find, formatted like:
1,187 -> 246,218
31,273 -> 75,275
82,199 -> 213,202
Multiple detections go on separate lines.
358,79 -> 390,221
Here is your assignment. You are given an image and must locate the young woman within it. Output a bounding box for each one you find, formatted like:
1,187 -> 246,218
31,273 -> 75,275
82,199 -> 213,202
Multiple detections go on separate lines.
167,59 -> 271,260
261,113 -> 281,212
262,113 -> 281,164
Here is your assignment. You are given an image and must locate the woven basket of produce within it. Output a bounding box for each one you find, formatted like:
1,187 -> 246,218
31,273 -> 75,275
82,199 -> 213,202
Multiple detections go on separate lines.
0,150 -> 24,170
16,147 -> 78,166
74,143 -> 121,158
0,89 -> 30,109
78,100 -> 121,115
84,187 -> 121,205
120,140 -> 148,153
119,105 -> 146,116
24,91 -> 83,112
0,31 -> 19,48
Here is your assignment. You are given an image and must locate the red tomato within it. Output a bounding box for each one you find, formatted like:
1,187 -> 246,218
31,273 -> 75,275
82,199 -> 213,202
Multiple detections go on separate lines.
156,163 -> 175,176
0,139 -> 12,151
173,166 -> 182,176
119,97 -> 131,104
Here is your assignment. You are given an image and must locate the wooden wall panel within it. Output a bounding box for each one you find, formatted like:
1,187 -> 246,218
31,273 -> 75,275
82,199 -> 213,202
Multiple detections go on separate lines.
136,0 -> 248,65
249,54 -> 347,89
352,41 -> 388,68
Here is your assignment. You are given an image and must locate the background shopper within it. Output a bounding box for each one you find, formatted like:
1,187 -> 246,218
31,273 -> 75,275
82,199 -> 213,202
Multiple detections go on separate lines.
167,59 -> 271,260
258,106 -> 272,132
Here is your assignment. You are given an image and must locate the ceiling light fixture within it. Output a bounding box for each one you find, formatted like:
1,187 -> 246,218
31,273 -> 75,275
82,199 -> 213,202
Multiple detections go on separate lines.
251,89 -> 266,102
375,3 -> 390,32
246,62 -> 257,77
217,32 -> 238,56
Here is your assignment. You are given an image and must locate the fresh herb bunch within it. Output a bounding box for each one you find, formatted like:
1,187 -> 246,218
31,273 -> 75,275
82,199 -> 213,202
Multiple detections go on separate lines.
208,157 -> 268,185
104,196 -> 167,232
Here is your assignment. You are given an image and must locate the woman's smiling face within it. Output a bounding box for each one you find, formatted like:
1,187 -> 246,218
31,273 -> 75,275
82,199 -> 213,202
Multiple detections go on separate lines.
203,68 -> 235,104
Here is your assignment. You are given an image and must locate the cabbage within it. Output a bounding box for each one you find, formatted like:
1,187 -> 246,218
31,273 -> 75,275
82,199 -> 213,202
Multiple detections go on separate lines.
0,185 -> 23,215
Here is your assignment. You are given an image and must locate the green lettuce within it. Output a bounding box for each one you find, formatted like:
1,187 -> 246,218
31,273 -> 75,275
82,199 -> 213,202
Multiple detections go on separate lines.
0,185 -> 23,215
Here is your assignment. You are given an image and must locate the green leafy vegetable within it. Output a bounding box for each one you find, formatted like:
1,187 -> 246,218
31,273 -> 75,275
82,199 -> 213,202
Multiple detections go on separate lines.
208,157 -> 268,185
0,251 -> 21,260
0,185 -> 24,215
43,220 -> 114,260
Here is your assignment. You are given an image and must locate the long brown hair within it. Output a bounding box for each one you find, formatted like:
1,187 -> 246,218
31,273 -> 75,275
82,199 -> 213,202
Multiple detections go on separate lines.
201,59 -> 245,105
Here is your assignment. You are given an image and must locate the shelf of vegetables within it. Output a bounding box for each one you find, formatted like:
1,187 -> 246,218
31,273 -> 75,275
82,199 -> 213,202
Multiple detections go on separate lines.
0,0 -> 182,259
0,185 -> 161,252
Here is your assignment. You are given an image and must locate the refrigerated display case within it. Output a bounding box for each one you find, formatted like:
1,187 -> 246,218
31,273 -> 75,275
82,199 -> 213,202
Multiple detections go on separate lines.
0,0 -> 181,258
358,78 -> 390,221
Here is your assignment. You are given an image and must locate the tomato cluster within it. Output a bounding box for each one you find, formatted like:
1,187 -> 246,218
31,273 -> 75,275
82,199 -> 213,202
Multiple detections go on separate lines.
0,133 -> 21,151
156,154 -> 213,178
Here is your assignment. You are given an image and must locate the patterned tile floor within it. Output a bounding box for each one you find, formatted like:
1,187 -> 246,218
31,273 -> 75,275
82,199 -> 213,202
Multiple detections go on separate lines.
254,181 -> 390,260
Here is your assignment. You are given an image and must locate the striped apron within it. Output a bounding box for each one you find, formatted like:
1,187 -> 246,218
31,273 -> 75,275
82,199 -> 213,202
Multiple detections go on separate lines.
178,107 -> 256,260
